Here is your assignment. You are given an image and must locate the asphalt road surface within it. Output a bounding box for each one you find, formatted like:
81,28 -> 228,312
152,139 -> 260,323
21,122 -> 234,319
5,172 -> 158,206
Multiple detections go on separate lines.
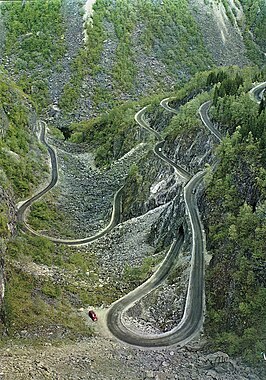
135,107 -> 190,181
198,101 -> 222,142
249,81 -> 266,103
106,171 -> 205,348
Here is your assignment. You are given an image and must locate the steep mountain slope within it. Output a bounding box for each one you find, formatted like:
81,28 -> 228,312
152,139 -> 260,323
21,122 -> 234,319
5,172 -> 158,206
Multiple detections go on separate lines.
199,70 -> 266,363
238,0 -> 266,63
1,0 -> 259,127
190,0 -> 250,66
0,1 -> 265,379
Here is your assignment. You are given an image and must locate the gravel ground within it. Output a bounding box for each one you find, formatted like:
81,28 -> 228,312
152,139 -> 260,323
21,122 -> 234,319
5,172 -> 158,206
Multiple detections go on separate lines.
0,334 -> 265,380
91,204 -> 168,280
35,137 -> 149,239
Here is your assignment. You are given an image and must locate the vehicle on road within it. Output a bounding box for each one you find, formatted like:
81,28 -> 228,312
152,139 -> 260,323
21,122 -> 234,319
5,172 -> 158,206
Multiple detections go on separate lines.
88,310 -> 98,321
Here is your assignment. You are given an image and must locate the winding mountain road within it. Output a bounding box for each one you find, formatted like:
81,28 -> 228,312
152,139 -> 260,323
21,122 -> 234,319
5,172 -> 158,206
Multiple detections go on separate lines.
17,82 -> 264,348
106,98 -> 218,348
198,101 -> 222,142
249,81 -> 266,103
135,107 -> 190,181
107,170 -> 205,348
161,97 -> 222,142
17,93 -> 212,348
160,97 -> 179,114
17,121 -> 123,246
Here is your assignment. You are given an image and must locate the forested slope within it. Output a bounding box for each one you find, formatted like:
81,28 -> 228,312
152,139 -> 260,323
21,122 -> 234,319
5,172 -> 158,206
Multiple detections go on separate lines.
200,69 -> 266,363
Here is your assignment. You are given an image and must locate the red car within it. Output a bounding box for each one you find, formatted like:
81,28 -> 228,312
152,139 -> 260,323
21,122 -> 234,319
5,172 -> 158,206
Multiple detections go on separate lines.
88,310 -> 98,321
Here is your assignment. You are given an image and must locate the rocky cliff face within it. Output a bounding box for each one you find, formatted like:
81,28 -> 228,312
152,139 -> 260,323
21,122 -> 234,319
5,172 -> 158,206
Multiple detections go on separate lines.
116,99 -> 220,333
0,247 -> 5,332
122,102 -> 217,249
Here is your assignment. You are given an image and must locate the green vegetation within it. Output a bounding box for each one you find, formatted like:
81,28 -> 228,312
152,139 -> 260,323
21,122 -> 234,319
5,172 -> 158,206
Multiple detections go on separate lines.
123,254 -> 163,290
4,265 -> 92,339
134,66 -> 265,364
2,0 -> 66,110
0,0 -> 264,359
203,68 -> 266,364
109,0 -> 137,92
27,196 -> 74,239
220,0 -> 236,26
137,0 -> 213,76
69,68 -> 217,169
0,74 -> 63,338
167,263 -> 185,286
165,91 -> 210,140
60,0 -> 137,111
120,158 -> 167,221
8,234 -> 58,266
4,233 -> 115,337
69,100 -> 142,168
4,231 -> 125,336
59,0 -> 108,111
0,122 -> 46,197
60,0 -> 213,115
210,69 -> 266,158
0,74 -> 47,198
0,204 -> 9,238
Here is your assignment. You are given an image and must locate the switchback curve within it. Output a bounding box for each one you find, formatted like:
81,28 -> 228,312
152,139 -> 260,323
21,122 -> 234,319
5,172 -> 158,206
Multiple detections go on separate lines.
106,98 -> 212,348
249,81 -> 266,103
17,121 -> 124,246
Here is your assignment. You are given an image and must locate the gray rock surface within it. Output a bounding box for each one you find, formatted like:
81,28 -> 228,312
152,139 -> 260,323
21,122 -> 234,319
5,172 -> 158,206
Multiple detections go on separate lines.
0,337 -> 264,380
189,0 -> 250,67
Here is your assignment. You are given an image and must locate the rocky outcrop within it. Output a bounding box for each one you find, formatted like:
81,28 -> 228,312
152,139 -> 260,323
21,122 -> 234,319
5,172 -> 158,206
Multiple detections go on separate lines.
0,105 -> 9,138
121,100 -> 216,243
48,0 -> 85,103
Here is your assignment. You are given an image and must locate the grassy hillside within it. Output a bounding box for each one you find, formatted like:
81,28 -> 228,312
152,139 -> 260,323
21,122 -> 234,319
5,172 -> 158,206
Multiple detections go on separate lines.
0,74 -> 93,339
0,73 -> 45,199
